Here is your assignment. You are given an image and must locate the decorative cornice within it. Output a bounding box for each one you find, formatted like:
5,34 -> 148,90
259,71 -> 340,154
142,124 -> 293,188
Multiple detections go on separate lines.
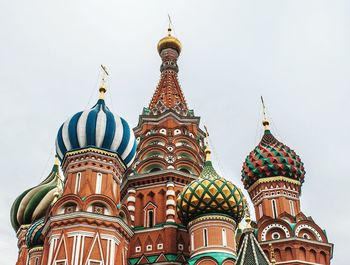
122,169 -> 197,190
28,246 -> 43,254
188,214 -> 236,227
136,111 -> 202,129
260,237 -> 334,249
62,147 -> 126,169
248,176 -> 301,192
43,212 -> 134,237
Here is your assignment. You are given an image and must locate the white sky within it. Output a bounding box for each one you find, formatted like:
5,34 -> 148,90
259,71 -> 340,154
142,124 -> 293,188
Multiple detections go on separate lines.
0,0 -> 348,264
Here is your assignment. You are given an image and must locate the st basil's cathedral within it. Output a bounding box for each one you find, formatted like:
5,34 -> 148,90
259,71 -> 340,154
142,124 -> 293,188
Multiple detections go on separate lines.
10,27 -> 334,265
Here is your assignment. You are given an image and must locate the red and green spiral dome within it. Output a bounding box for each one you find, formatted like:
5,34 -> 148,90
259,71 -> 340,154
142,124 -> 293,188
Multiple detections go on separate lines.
241,123 -> 305,189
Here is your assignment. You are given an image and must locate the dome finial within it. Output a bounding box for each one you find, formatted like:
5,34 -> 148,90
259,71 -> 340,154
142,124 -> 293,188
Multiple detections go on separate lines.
204,125 -> 211,161
157,17 -> 182,54
54,155 -> 59,166
261,96 -> 270,131
99,65 -> 109,100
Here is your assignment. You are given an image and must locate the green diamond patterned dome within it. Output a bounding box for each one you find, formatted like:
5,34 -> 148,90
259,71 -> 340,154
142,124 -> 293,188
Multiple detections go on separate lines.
177,152 -> 245,225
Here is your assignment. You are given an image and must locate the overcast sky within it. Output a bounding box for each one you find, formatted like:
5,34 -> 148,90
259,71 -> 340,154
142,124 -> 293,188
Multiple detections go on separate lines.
1,0 -> 348,264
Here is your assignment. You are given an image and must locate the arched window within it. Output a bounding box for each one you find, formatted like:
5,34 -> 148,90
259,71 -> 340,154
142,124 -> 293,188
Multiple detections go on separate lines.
289,200 -> 295,216
258,203 -> 263,218
147,210 -> 154,227
179,168 -> 191,174
222,228 -> 227,247
75,172 -> 81,194
203,228 -> 208,247
150,167 -> 161,173
272,199 -> 278,219
191,233 -> 194,251
96,173 -> 103,194
299,247 -> 307,261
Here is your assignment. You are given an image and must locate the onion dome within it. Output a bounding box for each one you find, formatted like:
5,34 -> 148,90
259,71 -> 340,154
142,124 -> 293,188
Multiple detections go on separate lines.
177,144 -> 245,225
55,77 -> 137,167
241,116 -> 305,190
10,158 -> 62,232
157,27 -> 182,54
26,218 -> 45,248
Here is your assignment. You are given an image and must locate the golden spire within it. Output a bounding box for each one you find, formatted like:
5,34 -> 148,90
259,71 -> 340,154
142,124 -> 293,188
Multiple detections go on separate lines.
167,14 -> 172,36
204,125 -> 211,161
99,65 -> 109,100
261,96 -> 270,131
243,197 -> 253,230
54,155 -> 59,166
269,243 -> 276,265
52,155 -> 63,205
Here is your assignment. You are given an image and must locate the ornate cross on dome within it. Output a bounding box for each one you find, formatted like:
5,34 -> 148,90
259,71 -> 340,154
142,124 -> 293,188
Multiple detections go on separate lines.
99,64 -> 109,99
204,125 -> 211,161
168,14 -> 172,35
261,96 -> 270,130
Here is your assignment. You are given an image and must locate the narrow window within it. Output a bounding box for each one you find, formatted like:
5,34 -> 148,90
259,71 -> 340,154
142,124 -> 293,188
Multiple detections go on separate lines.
259,203 -> 263,218
75,172 -> 81,194
191,233 -> 194,251
272,199 -> 278,219
147,210 -> 154,227
222,229 -> 227,247
203,228 -> 208,247
96,173 -> 102,194
289,200 -> 295,216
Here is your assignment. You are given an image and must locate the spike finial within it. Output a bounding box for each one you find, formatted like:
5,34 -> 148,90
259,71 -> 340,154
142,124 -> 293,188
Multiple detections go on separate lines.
269,243 -> 276,265
54,155 -> 59,166
167,14 -> 172,36
99,65 -> 109,99
261,96 -> 270,131
243,197 -> 252,229
204,125 -> 211,161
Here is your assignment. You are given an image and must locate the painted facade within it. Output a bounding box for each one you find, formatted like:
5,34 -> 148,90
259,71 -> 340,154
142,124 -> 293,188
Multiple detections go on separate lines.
10,28 -> 333,265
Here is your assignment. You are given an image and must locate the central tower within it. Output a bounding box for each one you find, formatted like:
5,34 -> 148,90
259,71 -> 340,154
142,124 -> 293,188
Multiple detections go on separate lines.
121,28 -> 206,264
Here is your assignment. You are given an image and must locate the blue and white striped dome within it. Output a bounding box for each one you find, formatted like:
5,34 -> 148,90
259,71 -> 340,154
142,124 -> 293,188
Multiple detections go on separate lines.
56,98 -> 137,167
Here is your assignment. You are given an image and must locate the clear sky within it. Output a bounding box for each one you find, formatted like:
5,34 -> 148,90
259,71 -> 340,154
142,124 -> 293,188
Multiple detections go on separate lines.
0,0 -> 348,264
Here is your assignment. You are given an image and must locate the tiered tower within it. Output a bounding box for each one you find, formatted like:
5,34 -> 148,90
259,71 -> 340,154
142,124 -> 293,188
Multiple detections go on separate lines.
121,28 -> 206,264
241,105 -> 334,264
42,78 -> 137,265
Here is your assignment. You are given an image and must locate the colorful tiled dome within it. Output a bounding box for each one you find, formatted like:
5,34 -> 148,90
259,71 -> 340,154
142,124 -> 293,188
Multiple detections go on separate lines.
177,148 -> 245,225
26,218 -> 45,248
241,120 -> 305,189
10,159 -> 62,232
55,88 -> 137,167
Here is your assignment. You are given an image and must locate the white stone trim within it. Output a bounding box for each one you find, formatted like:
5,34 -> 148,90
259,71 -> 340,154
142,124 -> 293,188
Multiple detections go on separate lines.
127,206 -> 135,212
128,188 -> 136,194
295,224 -> 322,241
127,196 -> 136,203
261,223 -> 290,241
166,182 -> 175,188
166,209 -> 176,216
166,199 -> 176,206
166,190 -> 175,197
